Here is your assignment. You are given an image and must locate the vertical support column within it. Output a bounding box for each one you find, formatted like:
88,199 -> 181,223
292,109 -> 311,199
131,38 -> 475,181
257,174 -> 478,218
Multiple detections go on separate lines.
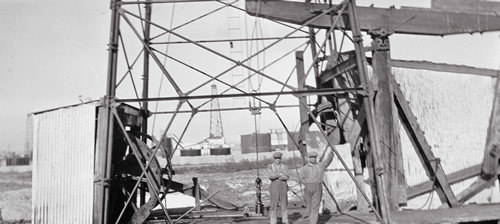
369,29 -> 407,209
192,177 -> 200,211
94,0 -> 121,223
140,1 -> 152,207
296,51 -> 309,163
347,0 -> 390,222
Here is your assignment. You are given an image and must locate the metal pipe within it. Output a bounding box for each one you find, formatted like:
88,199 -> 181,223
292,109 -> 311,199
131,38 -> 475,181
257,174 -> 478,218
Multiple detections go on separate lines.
254,177 -> 264,215
120,0 -> 218,5
152,104 -> 299,114
347,0 -> 390,222
116,87 -> 365,103
151,36 -> 309,45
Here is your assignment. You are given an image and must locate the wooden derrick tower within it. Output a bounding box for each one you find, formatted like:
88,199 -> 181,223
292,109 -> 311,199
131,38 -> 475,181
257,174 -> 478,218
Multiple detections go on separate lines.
246,0 -> 500,222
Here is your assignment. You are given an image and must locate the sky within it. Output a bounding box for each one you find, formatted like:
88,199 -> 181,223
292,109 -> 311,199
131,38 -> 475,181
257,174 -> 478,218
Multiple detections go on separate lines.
1,0 -> 499,153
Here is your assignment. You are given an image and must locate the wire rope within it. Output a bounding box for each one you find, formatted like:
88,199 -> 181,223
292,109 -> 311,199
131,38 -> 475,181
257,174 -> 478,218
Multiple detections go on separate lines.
151,2 -> 176,135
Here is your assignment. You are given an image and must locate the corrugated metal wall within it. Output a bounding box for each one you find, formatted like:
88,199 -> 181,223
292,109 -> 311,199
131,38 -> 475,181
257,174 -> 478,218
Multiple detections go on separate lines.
394,68 -> 494,186
394,68 -> 495,208
320,68 -> 495,210
31,103 -> 97,224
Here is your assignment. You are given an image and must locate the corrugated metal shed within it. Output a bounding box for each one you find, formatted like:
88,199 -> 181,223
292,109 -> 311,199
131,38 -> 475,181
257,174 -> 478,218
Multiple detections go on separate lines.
31,102 -> 97,224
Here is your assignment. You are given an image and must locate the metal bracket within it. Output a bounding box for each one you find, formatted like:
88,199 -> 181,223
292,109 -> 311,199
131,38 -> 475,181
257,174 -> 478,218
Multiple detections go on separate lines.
108,43 -> 119,53
368,29 -> 393,51
352,34 -> 364,43
374,165 -> 386,176
94,177 -> 112,187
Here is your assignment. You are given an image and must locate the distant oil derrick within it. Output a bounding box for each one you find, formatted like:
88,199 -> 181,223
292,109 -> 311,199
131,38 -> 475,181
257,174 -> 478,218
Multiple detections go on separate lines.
209,84 -> 224,139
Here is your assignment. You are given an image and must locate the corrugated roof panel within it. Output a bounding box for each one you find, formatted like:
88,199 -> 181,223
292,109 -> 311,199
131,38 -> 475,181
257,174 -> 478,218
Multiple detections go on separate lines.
31,103 -> 97,224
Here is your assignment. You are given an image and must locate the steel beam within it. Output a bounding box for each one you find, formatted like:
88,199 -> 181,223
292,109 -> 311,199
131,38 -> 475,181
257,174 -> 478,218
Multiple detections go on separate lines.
94,0 -> 122,223
245,0 -> 500,36
140,1 -> 152,207
347,0 -> 389,222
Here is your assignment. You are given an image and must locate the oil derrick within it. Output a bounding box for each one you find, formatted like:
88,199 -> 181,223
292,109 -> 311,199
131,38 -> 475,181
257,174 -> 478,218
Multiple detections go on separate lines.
209,84 -> 224,141
87,0 -> 500,223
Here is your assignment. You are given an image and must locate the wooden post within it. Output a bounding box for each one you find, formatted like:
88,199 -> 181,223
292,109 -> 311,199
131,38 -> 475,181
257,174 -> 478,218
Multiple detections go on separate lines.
296,50 -> 309,163
369,29 -> 407,209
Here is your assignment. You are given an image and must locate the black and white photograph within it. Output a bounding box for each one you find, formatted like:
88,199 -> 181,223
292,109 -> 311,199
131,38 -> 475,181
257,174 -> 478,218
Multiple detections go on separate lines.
1,0 -> 500,223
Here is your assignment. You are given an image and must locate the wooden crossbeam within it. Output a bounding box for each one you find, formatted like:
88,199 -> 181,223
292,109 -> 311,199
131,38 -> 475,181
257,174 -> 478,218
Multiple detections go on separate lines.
391,60 -> 500,77
319,57 -> 358,84
408,164 -> 482,199
456,177 -> 497,204
245,0 -> 500,35
393,81 -> 460,208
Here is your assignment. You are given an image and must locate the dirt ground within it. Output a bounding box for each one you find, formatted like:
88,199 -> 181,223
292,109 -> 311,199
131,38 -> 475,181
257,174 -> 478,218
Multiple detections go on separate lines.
173,169 -> 305,208
0,170 -> 32,221
0,165 -> 356,222
172,168 -> 357,212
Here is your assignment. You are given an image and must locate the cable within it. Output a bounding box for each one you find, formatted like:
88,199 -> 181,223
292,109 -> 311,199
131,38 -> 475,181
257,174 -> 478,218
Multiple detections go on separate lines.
152,2 -> 176,135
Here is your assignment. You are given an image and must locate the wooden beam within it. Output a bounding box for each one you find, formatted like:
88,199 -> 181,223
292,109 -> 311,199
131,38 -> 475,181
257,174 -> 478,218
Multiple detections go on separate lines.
319,57 -> 357,84
407,164 -> 500,199
370,31 -> 406,209
391,60 -> 500,77
245,0 -> 500,36
481,75 -> 500,179
391,203 -> 500,224
455,177 -> 497,204
393,81 -> 460,207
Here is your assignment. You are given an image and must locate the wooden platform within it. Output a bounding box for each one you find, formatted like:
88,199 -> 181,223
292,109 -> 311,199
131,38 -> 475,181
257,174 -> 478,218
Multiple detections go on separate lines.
147,203 -> 500,224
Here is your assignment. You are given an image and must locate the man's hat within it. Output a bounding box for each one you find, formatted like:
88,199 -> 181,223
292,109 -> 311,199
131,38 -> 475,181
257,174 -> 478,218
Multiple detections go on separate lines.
273,152 -> 282,158
307,151 -> 318,158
